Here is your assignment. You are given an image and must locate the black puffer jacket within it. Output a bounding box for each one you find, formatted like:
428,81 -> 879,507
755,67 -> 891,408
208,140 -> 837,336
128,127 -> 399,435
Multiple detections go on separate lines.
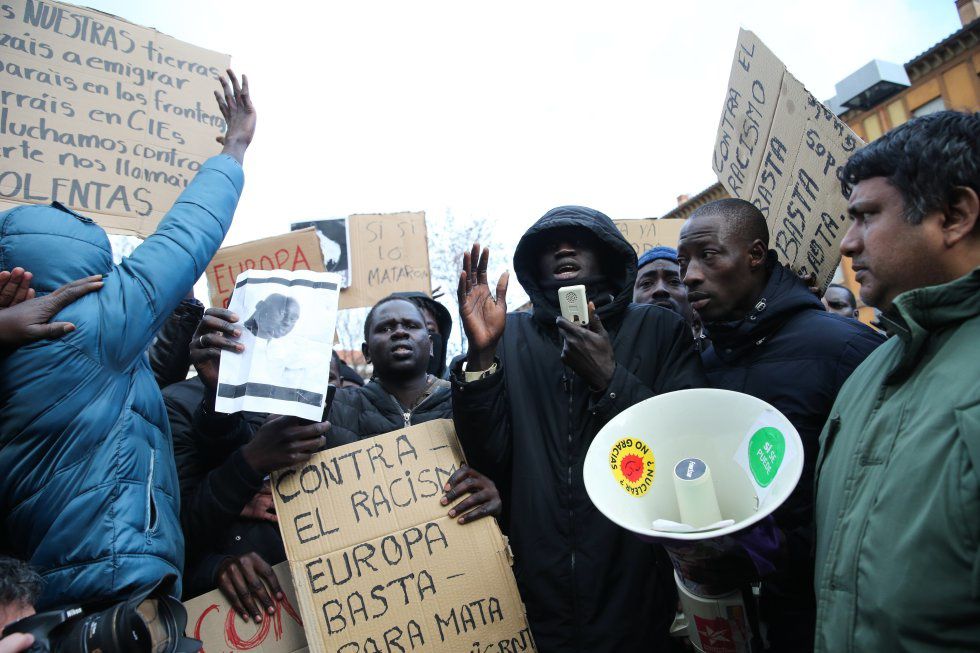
149,298 -> 204,388
327,377 -> 452,441
701,254 -> 884,651
165,378 -> 274,598
452,206 -> 707,652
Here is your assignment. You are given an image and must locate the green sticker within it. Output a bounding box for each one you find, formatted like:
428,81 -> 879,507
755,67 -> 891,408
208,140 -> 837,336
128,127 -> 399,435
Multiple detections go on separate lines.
748,427 -> 785,487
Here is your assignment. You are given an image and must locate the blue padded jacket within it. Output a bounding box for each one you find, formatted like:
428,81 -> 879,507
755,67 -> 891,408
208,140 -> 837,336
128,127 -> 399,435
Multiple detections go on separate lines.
0,155 -> 243,609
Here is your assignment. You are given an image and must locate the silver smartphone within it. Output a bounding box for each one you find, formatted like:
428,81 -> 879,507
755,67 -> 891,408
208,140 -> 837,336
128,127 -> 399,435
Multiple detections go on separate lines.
558,284 -> 588,325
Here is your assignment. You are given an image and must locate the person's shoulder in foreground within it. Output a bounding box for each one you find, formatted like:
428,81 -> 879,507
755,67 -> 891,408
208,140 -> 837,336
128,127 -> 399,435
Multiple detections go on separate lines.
814,110 -> 980,653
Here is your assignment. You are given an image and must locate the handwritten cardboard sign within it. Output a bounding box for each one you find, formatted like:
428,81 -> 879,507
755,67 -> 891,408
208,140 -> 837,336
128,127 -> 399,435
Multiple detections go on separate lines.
0,0 -> 230,236
712,29 -> 864,291
614,218 -> 686,255
205,228 -> 326,310
184,562 -> 309,653
339,212 -> 431,310
271,420 -> 535,653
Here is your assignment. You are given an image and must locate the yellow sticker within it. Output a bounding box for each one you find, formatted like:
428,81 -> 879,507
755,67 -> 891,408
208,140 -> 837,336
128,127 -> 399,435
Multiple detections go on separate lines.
609,437 -> 655,497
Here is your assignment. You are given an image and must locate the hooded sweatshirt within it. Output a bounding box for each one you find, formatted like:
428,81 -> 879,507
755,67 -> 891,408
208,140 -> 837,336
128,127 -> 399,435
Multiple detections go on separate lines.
701,253 -> 883,651
0,155 -> 243,608
451,206 -> 707,652
391,291 -> 453,377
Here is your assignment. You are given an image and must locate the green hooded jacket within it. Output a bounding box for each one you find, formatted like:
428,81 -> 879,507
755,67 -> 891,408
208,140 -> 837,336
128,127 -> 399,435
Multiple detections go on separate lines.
814,267 -> 980,652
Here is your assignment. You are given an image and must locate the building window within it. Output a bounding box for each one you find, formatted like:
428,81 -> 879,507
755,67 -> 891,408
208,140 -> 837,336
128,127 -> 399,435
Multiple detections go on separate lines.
912,96 -> 946,117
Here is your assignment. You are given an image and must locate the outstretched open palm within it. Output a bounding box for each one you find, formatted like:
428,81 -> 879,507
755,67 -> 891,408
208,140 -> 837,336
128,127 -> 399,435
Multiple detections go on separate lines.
457,243 -> 508,369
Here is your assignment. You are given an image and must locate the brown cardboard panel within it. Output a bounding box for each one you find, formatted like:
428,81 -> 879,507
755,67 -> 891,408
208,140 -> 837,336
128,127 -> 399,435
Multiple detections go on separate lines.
273,420 -> 464,561
614,218 -> 686,254
272,420 -> 535,653
183,562 -> 309,653
711,29 -> 864,291
338,212 -> 431,309
0,0 -> 229,236
205,228 -> 326,309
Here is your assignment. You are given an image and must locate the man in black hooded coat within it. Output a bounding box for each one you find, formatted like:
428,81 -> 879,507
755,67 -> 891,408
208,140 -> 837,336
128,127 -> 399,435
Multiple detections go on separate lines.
451,206 -> 707,652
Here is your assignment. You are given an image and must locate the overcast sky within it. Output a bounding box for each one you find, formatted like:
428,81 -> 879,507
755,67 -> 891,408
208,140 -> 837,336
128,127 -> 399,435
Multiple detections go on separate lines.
88,0 -> 959,307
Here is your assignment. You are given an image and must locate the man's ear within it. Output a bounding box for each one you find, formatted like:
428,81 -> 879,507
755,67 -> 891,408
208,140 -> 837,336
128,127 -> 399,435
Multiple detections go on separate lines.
361,341 -> 371,365
747,238 -> 768,271
942,186 -> 979,247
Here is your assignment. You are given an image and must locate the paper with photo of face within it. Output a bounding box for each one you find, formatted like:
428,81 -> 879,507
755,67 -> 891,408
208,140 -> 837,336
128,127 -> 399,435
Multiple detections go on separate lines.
216,269 -> 341,420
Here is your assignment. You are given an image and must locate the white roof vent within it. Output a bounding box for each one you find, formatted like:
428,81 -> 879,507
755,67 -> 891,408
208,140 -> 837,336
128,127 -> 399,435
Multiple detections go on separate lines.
834,59 -> 910,111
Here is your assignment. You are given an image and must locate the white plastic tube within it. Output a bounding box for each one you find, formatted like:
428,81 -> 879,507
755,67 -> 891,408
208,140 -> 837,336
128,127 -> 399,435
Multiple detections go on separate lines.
673,457 -> 723,528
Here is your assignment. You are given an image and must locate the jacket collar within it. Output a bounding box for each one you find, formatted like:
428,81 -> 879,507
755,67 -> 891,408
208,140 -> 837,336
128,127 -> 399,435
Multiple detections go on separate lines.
704,252 -> 824,361
880,266 -> 980,384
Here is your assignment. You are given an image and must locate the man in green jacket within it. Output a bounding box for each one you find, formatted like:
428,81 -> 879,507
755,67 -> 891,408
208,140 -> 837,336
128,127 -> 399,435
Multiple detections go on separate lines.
813,110 -> 980,652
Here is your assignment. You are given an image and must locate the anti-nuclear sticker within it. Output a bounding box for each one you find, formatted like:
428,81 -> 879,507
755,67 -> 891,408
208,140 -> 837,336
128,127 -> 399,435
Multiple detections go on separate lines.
610,437 -> 656,497
748,427 -> 785,487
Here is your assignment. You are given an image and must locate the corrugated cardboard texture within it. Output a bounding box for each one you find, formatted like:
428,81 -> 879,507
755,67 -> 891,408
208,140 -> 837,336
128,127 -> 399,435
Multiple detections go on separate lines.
183,562 -> 309,653
0,0 -> 230,236
272,420 -> 535,653
712,29 -> 865,292
205,228 -> 326,309
339,212 -> 431,310
614,218 -> 685,254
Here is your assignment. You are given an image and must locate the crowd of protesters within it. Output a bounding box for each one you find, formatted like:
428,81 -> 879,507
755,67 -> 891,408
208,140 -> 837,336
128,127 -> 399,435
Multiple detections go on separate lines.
0,68 -> 976,653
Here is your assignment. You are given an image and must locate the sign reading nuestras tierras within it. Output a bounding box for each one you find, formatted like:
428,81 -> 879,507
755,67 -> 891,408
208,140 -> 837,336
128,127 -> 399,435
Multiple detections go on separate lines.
0,0 -> 230,236
271,420 -> 535,653
712,29 -> 864,292
339,212 -> 431,309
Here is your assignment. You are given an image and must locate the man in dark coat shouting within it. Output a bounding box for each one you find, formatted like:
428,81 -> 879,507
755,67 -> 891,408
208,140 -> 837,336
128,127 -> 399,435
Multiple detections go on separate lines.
451,205 -> 707,652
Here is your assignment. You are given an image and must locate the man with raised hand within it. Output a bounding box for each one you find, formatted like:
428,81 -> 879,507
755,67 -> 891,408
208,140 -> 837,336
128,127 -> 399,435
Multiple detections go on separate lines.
451,206 -> 706,652
814,111 -> 980,652
0,69 -> 255,609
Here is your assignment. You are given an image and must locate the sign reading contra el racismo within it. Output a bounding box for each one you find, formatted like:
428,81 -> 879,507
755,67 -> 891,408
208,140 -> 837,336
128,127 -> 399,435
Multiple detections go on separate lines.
0,0 -> 229,236
712,29 -> 864,292
271,419 -> 535,653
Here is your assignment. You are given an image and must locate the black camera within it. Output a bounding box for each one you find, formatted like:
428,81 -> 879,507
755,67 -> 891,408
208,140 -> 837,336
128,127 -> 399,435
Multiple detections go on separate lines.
2,575 -> 201,653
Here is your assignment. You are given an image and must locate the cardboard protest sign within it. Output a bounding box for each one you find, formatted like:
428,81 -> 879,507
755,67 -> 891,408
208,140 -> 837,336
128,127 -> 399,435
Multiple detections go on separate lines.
205,228 -> 326,310
271,420 -> 535,653
216,269 -> 340,421
292,219 -> 352,288
614,218 -> 686,255
712,29 -> 864,291
0,0 -> 230,236
184,562 -> 309,653
339,212 -> 431,310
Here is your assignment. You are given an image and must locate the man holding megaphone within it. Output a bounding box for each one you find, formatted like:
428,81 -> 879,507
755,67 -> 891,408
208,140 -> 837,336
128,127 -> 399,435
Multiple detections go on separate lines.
676,199 -> 884,651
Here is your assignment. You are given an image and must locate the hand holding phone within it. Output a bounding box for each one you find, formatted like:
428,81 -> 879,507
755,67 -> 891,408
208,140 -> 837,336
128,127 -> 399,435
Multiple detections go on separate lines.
558,285 -> 589,326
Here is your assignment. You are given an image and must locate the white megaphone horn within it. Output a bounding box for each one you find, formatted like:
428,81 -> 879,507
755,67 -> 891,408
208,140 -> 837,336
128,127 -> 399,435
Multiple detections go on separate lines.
583,388 -> 804,653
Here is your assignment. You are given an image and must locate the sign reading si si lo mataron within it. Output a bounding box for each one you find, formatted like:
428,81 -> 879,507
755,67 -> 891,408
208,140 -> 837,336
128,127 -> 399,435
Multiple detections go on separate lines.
712,29 -> 864,291
271,420 -> 535,653
0,0 -> 229,236
340,212 -> 431,309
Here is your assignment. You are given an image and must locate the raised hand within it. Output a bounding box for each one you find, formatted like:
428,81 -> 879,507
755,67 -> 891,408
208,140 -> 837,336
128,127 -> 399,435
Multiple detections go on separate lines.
0,268 -> 34,308
241,415 -> 329,475
213,69 -> 256,164
440,464 -> 502,524
189,307 -> 243,393
556,301 -> 616,391
457,243 -> 508,370
0,275 -> 103,347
